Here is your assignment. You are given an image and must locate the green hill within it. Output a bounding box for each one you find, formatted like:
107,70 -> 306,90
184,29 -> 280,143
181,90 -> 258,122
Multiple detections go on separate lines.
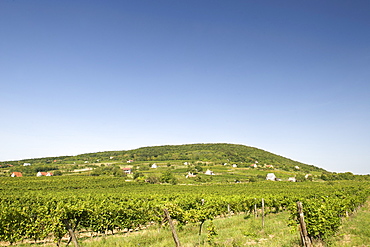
1,143 -> 325,173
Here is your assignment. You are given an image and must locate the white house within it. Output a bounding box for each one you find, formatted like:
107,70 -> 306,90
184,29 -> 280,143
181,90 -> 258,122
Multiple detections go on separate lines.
186,172 -> 197,178
204,169 -> 215,175
266,173 -> 276,181
127,160 -> 134,163
250,164 -> 257,168
151,163 -> 158,169
23,163 -> 31,166
294,166 -> 300,170
37,172 -> 53,177
122,168 -> 132,174
232,164 -> 238,168
288,177 -> 296,182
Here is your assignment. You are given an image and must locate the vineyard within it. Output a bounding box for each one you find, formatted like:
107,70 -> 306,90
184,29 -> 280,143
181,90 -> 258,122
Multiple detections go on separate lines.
1,176 -> 369,246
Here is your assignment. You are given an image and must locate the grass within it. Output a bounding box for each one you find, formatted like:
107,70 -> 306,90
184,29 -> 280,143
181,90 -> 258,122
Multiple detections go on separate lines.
76,211 -> 300,247
329,199 -> 370,246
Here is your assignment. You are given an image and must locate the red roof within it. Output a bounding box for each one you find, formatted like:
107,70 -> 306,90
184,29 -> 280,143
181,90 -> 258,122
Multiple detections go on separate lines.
122,168 -> 132,170
11,172 -> 22,177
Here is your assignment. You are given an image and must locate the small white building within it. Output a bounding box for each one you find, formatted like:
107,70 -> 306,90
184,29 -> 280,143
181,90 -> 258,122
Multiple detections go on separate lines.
232,164 -> 238,168
250,164 -> 257,168
266,173 -> 276,181
37,172 -> 53,177
288,177 -> 296,182
294,166 -> 300,170
23,163 -> 31,166
186,172 -> 197,178
204,169 -> 215,175
151,163 -> 158,169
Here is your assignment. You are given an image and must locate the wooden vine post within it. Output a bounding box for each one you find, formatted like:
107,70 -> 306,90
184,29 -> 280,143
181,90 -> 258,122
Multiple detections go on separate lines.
296,202 -> 312,247
261,198 -> 265,228
254,198 -> 257,218
62,219 -> 79,247
163,208 -> 182,247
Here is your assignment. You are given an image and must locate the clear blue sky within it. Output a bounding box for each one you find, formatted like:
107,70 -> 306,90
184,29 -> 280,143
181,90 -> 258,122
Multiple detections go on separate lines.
1,0 -> 369,174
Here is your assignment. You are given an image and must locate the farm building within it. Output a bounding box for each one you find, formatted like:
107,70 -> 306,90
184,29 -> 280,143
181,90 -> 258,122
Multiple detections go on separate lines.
122,168 -> 132,174
37,172 -> 53,177
186,172 -> 196,178
204,169 -> 215,175
288,177 -> 296,182
266,173 -> 276,181
11,172 -> 23,177
151,164 -> 158,168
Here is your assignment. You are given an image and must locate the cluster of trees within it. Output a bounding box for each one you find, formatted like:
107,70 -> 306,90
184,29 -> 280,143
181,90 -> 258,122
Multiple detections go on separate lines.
320,172 -> 370,181
90,165 -> 126,177
132,169 -> 178,185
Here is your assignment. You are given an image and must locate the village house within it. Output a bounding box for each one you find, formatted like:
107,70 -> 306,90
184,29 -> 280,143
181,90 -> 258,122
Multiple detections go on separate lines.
288,177 -> 297,182
250,164 -> 258,168
266,173 -> 277,181
127,160 -> 134,163
37,172 -> 53,177
23,163 -> 31,166
265,165 -> 274,169
122,168 -> 132,174
232,164 -> 238,168
204,169 -> 215,175
151,163 -> 158,168
186,172 -> 197,178
11,172 -> 22,177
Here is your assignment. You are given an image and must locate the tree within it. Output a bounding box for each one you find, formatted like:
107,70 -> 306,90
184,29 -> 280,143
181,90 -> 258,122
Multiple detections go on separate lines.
146,175 -> 159,184
160,170 -> 177,184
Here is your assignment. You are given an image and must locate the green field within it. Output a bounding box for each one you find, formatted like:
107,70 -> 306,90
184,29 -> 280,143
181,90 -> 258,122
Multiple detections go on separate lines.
1,144 -> 369,246
1,176 -> 369,246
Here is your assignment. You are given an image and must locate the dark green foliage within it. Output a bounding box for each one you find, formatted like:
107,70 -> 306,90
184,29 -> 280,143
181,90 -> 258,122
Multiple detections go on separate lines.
90,165 -> 126,177
160,170 -> 178,184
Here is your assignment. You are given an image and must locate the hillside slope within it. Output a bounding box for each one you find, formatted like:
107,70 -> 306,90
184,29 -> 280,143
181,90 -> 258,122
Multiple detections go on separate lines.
2,143 -> 325,173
